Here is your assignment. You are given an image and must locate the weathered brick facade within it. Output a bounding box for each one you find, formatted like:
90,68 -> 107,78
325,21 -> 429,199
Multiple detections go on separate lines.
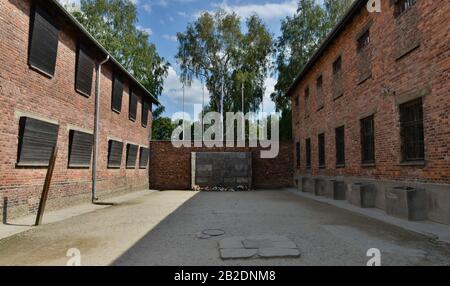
0,0 -> 153,219
289,1 -> 450,224
149,141 -> 294,190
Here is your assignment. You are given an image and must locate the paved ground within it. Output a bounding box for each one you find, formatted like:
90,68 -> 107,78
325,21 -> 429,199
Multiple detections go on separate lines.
0,190 -> 449,266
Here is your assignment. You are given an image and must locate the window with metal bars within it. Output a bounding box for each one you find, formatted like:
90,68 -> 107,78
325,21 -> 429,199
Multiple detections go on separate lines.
400,98 -> 424,162
335,126 -> 345,167
360,115 -> 375,164
394,0 -> 416,17
306,138 -> 311,169
296,142 -> 300,169
318,133 -> 325,168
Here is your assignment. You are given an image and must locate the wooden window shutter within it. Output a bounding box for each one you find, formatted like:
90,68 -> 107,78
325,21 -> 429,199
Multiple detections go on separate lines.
28,5 -> 59,77
139,147 -> 149,169
112,73 -> 124,113
129,90 -> 138,121
126,144 -> 138,169
75,43 -> 94,96
17,117 -> 59,167
68,130 -> 93,168
141,101 -> 149,127
107,140 -> 123,168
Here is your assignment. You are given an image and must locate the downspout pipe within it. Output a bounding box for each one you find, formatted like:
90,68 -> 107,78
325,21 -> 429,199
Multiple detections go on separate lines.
92,55 -> 110,203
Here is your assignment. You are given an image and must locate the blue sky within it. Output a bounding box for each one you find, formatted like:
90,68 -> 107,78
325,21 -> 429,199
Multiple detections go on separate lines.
64,0 -> 303,118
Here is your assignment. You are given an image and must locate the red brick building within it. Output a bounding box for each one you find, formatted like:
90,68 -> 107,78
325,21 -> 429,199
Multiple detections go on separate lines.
0,0 -> 156,219
288,0 -> 450,225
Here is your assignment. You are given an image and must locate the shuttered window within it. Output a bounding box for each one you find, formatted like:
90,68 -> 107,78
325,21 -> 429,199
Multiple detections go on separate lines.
139,147 -> 149,169
395,0 -> 416,17
68,130 -> 93,168
306,138 -> 311,169
318,133 -> 325,168
28,5 -> 60,77
400,98 -> 424,162
75,44 -> 94,96
17,117 -> 59,167
360,115 -> 375,164
111,74 -> 123,113
129,91 -> 138,121
141,101 -> 149,127
296,142 -> 300,169
316,75 -> 323,110
335,126 -> 345,167
107,140 -> 123,168
126,144 -> 138,169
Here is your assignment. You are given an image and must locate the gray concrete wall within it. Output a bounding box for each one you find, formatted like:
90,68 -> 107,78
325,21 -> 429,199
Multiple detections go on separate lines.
192,152 -> 252,188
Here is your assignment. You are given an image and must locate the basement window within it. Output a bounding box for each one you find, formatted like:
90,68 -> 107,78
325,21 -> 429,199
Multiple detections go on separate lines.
400,98 -> 424,162
17,117 -> 59,167
335,126 -> 345,167
126,144 -> 138,169
141,101 -> 149,128
360,115 -> 375,164
111,73 -> 124,113
318,133 -> 325,169
129,90 -> 138,122
28,5 -> 60,77
68,130 -> 93,168
296,142 -> 300,169
107,140 -> 123,169
139,147 -> 150,169
75,44 -> 94,97
305,138 -> 311,169
394,0 -> 416,17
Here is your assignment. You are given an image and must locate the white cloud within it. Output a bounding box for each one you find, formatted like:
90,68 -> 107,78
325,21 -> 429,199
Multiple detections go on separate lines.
262,77 -> 277,114
163,34 -> 178,42
137,25 -> 153,35
163,66 -> 210,108
211,0 -> 297,21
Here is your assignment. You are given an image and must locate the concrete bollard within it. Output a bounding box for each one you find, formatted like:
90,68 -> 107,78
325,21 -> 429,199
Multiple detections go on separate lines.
325,180 -> 347,200
385,186 -> 427,221
349,183 -> 376,208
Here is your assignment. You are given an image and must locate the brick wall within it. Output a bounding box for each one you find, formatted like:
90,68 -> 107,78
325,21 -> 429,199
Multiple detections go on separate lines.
149,141 -> 294,190
291,0 -> 450,184
0,0 -> 152,219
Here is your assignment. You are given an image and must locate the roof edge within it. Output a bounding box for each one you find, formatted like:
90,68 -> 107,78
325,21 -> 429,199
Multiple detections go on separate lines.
285,0 -> 367,97
50,0 -> 160,106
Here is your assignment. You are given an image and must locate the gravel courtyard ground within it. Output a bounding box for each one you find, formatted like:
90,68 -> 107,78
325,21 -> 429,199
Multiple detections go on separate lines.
0,190 -> 449,266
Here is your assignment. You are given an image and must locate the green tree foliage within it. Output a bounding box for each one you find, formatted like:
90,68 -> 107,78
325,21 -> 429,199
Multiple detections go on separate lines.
176,10 -> 273,115
73,0 -> 168,98
272,0 -> 354,112
152,117 -> 176,140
